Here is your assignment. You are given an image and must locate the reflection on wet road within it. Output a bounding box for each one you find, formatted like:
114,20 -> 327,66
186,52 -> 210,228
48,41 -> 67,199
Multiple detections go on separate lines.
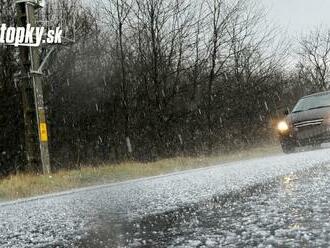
80,166 -> 330,247
2,149 -> 330,247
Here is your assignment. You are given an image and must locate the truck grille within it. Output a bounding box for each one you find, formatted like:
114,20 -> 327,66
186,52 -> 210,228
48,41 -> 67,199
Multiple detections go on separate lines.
293,119 -> 324,128
294,119 -> 325,139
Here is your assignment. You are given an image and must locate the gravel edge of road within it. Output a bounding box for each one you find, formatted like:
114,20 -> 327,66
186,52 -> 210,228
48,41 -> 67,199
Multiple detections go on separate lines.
0,152 -> 285,208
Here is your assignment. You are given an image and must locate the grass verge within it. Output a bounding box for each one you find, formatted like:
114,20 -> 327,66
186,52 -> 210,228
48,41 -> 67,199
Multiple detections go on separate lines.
0,144 -> 281,201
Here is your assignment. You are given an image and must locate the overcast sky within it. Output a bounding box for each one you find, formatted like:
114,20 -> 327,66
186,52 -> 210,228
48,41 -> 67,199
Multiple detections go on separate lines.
85,0 -> 330,39
263,0 -> 330,36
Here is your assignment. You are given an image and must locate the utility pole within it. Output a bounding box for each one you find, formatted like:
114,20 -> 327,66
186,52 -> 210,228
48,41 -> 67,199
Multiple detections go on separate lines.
16,0 -> 51,174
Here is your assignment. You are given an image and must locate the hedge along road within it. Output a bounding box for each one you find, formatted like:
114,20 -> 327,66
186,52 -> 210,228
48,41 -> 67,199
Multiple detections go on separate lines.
1,148 -> 330,247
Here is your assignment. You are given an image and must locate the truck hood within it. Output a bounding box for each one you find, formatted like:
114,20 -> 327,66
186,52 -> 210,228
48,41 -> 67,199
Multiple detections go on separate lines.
288,107 -> 330,124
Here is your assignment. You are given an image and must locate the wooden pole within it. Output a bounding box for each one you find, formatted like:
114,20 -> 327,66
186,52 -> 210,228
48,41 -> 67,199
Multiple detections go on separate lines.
16,1 -> 51,174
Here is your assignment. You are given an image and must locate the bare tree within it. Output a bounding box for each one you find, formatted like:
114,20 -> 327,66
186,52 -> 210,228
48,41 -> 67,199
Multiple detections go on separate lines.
0,1 -> 24,174
204,0 -> 243,152
100,0 -> 133,156
298,28 -> 330,91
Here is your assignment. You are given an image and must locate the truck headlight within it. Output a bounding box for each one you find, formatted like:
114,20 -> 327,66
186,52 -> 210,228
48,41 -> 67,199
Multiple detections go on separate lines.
277,121 -> 289,133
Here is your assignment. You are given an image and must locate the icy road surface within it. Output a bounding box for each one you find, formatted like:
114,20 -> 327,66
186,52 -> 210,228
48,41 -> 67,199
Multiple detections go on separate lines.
1,148 -> 330,247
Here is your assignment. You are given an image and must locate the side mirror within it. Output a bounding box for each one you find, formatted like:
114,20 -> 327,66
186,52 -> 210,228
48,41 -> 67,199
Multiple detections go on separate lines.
283,109 -> 289,116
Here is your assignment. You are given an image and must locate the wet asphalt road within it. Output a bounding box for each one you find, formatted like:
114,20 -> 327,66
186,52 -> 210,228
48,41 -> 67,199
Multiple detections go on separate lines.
1,148 -> 330,247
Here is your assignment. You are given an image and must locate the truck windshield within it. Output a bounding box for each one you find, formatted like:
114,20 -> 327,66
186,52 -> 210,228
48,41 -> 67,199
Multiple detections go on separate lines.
292,93 -> 330,113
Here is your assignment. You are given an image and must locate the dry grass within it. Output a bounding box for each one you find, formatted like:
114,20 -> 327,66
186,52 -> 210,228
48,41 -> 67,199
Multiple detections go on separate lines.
0,144 -> 281,201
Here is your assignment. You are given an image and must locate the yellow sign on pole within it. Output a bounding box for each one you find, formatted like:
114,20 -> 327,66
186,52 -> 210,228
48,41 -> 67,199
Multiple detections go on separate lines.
40,123 -> 48,142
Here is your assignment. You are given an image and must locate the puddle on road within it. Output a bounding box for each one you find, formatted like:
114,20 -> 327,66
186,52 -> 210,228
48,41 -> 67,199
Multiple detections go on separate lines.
75,166 -> 330,248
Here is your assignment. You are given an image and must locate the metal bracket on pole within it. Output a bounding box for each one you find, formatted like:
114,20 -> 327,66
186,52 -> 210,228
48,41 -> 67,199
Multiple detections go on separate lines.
38,47 -> 56,73
30,70 -> 43,75
16,0 -> 75,174
16,0 -> 51,174
15,0 -> 44,8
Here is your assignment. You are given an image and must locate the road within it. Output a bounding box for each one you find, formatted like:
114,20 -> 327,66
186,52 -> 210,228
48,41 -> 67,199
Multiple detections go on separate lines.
1,148 -> 330,247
